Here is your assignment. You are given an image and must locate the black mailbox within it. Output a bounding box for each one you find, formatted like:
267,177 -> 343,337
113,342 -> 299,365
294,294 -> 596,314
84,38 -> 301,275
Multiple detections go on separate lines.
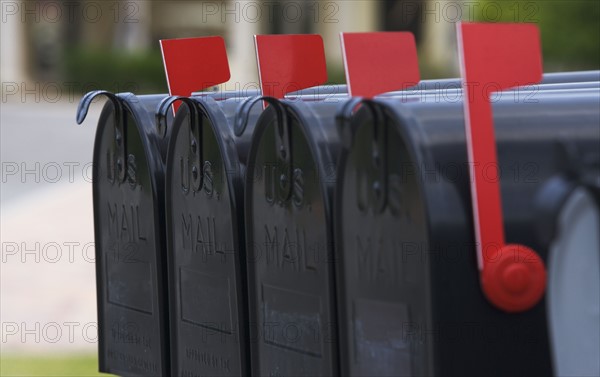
334,88 -> 600,376
239,97 -> 352,376
77,91 -> 172,376
156,94 -> 262,377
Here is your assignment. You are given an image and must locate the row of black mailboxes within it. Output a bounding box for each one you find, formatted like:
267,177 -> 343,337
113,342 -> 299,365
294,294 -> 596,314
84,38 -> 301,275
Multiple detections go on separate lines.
76,71 -> 600,377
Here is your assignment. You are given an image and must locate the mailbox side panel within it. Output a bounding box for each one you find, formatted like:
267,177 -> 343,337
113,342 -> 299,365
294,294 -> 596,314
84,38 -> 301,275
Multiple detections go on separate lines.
373,91 -> 600,375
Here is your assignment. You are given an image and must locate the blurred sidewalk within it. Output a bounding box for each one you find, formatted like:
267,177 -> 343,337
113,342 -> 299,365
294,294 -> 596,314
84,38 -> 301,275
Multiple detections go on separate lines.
1,99 -> 103,353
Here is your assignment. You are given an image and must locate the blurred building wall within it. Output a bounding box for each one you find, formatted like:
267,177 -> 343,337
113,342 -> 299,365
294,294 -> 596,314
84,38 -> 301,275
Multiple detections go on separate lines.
5,0 -> 471,93
318,1 -> 380,69
113,0 -> 151,52
1,1 -> 27,83
421,0 -> 462,76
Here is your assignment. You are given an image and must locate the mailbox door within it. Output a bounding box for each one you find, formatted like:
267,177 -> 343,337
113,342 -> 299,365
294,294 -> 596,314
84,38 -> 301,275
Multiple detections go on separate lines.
166,104 -> 248,376
93,100 -> 168,376
335,106 -> 433,376
245,104 -> 339,376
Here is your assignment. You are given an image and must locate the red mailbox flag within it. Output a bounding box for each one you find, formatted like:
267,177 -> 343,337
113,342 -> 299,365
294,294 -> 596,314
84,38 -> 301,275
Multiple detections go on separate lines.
160,36 -> 231,112
458,22 -> 546,313
254,34 -> 328,99
341,32 -> 420,97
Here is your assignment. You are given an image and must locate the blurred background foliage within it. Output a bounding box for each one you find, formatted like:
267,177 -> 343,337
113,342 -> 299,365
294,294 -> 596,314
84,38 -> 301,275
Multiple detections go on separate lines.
64,49 -> 167,94
0,355 -> 110,376
478,0 -> 600,71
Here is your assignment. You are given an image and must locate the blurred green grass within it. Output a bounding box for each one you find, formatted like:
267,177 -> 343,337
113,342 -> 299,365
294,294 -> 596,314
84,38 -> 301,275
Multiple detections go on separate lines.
0,355 -> 114,377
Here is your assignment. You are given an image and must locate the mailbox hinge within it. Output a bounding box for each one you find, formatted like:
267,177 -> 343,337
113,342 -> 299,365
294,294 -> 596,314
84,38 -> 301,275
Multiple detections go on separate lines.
156,96 -> 204,192
114,111 -> 127,183
76,90 -> 128,184
190,112 -> 203,192
275,110 -> 293,202
371,105 -> 388,214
